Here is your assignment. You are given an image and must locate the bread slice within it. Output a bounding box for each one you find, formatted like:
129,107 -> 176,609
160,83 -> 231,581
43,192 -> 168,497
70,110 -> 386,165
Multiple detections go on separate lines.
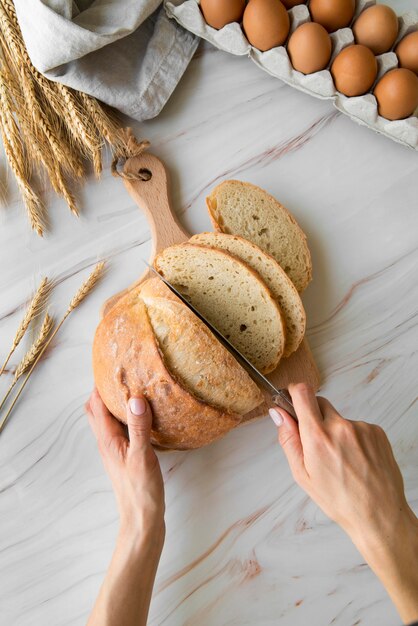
206,180 -> 312,292
139,279 -> 263,415
190,232 -> 306,357
154,243 -> 286,374
93,280 -> 263,450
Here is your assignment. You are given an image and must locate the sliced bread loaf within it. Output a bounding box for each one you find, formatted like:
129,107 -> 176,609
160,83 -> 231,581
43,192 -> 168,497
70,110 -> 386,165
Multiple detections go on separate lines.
154,243 -> 286,374
190,232 -> 306,357
93,279 -> 263,450
139,279 -> 263,415
206,180 -> 312,292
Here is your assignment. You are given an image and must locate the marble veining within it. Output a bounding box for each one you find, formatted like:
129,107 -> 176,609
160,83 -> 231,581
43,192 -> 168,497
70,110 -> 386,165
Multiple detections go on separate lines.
1,3 -> 418,622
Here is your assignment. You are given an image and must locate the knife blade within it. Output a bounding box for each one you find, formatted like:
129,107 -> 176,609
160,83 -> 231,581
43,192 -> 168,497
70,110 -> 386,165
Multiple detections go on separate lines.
144,261 -> 297,420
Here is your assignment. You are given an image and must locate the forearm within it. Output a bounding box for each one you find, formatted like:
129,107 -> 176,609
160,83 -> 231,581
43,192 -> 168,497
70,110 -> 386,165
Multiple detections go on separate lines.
352,508 -> 418,624
88,526 -> 165,626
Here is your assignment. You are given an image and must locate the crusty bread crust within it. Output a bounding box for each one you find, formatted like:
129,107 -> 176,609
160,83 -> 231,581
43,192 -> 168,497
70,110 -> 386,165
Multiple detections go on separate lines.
93,281 -> 262,450
206,180 -> 312,292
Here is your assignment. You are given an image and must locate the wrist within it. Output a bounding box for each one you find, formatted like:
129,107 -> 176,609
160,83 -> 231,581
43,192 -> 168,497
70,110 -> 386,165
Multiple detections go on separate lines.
119,515 -> 165,554
352,505 -> 418,563
352,507 -> 418,623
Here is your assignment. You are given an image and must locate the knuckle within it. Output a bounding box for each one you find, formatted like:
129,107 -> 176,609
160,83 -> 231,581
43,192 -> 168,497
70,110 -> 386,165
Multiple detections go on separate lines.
328,418 -> 356,443
338,418 -> 355,434
318,396 -> 339,418
130,428 -> 150,445
130,423 -> 148,436
278,431 -> 295,448
343,419 -> 356,432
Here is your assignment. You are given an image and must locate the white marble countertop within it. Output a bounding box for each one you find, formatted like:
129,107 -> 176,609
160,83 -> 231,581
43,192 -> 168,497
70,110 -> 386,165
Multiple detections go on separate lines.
1,4 -> 418,623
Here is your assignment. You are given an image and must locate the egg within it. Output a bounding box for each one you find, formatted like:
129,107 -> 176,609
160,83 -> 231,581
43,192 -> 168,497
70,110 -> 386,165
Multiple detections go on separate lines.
309,0 -> 355,33
200,0 -> 246,30
331,45 -> 377,96
287,22 -> 332,74
353,5 -> 398,55
281,0 -> 306,8
374,68 -> 418,120
396,31 -> 418,75
243,0 -> 290,51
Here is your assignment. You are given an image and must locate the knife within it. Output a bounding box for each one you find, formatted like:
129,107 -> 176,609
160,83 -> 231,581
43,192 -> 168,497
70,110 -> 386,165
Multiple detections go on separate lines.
145,262 -> 297,420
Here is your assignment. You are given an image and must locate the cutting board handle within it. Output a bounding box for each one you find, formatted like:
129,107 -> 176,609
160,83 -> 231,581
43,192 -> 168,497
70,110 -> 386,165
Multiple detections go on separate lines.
124,152 -> 188,255
101,153 -> 189,317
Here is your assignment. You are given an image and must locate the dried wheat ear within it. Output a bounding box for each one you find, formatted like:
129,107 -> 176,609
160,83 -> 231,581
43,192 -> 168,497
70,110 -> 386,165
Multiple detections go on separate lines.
0,261 -> 106,433
0,0 -> 131,236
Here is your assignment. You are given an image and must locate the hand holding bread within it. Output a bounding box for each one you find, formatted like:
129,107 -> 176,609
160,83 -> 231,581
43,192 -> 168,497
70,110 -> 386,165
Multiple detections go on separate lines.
85,390 -> 165,626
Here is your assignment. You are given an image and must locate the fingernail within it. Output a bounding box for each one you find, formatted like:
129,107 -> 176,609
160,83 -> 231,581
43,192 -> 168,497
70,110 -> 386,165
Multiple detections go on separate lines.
269,408 -> 284,427
129,397 -> 146,416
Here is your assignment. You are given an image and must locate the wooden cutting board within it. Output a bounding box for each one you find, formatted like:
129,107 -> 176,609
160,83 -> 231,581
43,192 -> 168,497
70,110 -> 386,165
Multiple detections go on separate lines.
102,153 -> 320,424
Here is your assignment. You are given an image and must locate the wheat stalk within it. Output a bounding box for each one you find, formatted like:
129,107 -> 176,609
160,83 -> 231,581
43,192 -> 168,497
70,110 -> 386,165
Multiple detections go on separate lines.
0,277 -> 50,376
66,261 -> 105,313
14,313 -> 54,379
0,0 -> 144,233
2,67 -> 81,216
80,92 -> 124,151
0,9 -> 84,217
0,69 -> 46,233
0,3 -> 24,72
0,312 -> 54,412
0,262 -> 105,434
55,83 -> 103,167
20,67 -> 82,181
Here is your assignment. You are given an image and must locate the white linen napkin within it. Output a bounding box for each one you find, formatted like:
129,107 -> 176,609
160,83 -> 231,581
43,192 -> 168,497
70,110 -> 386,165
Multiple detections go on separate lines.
13,0 -> 198,121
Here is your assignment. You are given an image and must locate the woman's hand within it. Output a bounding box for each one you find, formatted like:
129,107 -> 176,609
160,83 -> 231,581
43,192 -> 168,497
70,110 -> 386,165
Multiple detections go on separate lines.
270,384 -> 418,624
86,389 -> 165,543
85,390 -> 165,626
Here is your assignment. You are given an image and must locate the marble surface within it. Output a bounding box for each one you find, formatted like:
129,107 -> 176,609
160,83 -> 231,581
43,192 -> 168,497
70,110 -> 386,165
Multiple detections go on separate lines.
1,5 -> 418,623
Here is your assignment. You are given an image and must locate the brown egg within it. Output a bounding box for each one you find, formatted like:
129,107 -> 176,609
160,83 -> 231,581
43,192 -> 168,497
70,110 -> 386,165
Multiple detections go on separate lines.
396,31 -> 418,75
353,5 -> 398,55
331,45 -> 378,96
374,68 -> 418,120
287,22 -> 332,74
243,0 -> 290,51
309,0 -> 355,33
281,0 -> 306,8
200,0 -> 246,30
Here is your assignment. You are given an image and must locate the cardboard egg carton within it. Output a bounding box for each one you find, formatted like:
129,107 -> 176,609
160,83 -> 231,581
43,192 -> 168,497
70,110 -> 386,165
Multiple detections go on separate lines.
164,0 -> 418,150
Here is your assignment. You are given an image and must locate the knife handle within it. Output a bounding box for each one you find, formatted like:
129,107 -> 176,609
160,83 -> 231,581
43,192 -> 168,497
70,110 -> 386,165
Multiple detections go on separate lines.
272,391 -> 298,421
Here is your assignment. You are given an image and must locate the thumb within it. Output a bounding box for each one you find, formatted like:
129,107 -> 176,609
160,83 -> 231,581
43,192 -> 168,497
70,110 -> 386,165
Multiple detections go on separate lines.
127,396 -> 152,451
269,408 -> 308,485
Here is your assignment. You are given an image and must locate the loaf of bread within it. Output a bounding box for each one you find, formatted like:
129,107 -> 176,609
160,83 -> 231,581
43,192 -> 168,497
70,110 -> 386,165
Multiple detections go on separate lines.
154,243 -> 286,373
93,278 -> 263,450
190,232 -> 306,357
206,180 -> 312,292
